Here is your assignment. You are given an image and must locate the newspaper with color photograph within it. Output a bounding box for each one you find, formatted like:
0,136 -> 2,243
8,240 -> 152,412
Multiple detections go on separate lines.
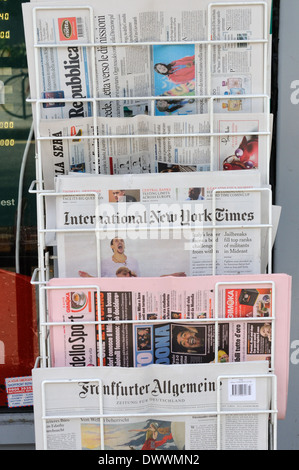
22,0 -> 272,119
46,272 -> 291,419
32,361 -> 272,450
38,112 -> 271,190
52,171 -> 273,278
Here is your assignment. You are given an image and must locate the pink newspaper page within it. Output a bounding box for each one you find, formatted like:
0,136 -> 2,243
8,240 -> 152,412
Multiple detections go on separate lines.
47,273 -> 291,419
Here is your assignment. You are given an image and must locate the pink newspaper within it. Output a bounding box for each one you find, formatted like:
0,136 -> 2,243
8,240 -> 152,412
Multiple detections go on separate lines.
47,273 -> 291,419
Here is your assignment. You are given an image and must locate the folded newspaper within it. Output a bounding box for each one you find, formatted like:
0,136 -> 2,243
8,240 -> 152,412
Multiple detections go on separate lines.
38,112 -> 271,190
32,361 -> 272,450
46,273 -> 291,419
52,170 -> 273,277
23,0 -> 272,119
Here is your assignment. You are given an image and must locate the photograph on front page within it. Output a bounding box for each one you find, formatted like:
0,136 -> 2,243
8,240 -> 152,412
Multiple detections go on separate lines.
152,44 -> 197,116
81,419 -> 182,451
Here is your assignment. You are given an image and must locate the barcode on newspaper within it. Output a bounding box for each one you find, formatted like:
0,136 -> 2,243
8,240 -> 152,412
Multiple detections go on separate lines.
232,383 -> 251,396
77,18 -> 84,37
228,379 -> 256,401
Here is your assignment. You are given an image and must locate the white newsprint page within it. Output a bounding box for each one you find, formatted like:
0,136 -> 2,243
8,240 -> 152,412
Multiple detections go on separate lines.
38,112 -> 271,190
53,171 -> 272,278
32,361 -> 272,450
23,0 -> 271,118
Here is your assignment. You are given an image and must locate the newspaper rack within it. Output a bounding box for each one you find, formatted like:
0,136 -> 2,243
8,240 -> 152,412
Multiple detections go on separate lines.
36,372 -> 277,450
28,1 -> 272,184
30,271 -> 279,450
25,0 -> 279,450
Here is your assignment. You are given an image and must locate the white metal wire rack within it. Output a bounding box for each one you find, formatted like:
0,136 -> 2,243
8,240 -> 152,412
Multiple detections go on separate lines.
27,0 -> 273,283
34,277 -> 276,369
29,184 -> 273,286
37,372 -> 277,450
31,274 -> 278,450
26,0 -> 278,451
28,1 -> 272,191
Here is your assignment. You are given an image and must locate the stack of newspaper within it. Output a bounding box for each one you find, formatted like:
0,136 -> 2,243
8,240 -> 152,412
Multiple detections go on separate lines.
53,170 -> 275,277
22,0 -> 289,451
46,273 -> 291,422
37,112 -> 271,189
23,0 -> 273,185
32,361 -> 273,450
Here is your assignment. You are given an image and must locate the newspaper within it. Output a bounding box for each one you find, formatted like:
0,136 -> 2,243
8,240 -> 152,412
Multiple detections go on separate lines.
52,171 -> 273,278
23,0 -> 272,119
32,361 -> 272,450
46,272 -> 291,419
38,112 -> 271,190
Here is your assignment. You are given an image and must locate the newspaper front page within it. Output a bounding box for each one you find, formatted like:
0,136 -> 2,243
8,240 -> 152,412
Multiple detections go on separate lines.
38,112 -> 271,190
32,361 -> 271,450
46,274 -> 283,367
46,272 -> 291,419
23,0 -> 271,119
53,171 -> 271,279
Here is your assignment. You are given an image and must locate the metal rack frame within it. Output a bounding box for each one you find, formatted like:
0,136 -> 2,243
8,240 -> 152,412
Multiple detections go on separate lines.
27,1 -> 277,450
38,372 -> 277,450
